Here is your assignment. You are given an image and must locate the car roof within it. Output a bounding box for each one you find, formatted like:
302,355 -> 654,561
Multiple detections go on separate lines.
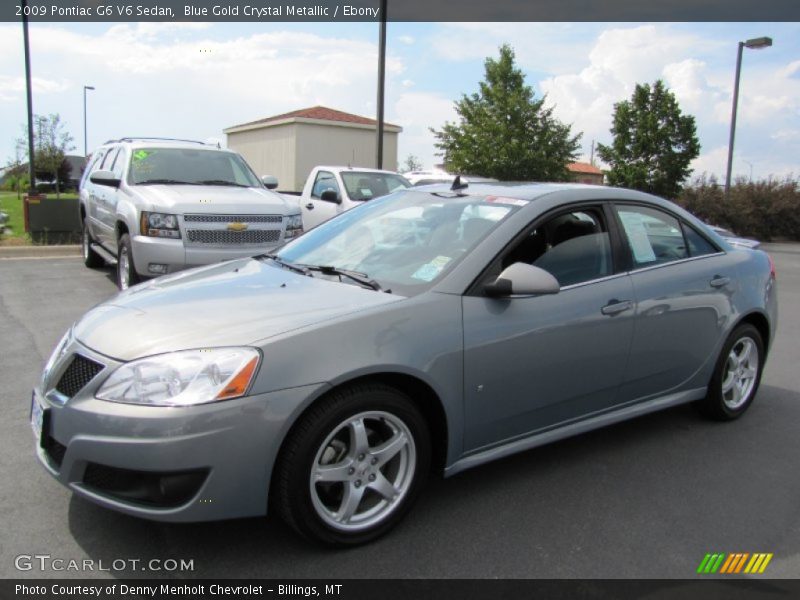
317,166 -> 404,175
412,181 -> 609,200
99,138 -> 229,152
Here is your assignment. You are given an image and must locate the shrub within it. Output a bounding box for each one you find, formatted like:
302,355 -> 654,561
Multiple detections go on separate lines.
676,174 -> 800,241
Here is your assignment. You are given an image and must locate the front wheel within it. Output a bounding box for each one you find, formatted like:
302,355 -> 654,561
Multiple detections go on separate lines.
697,323 -> 764,421
273,383 -> 430,546
116,233 -> 140,290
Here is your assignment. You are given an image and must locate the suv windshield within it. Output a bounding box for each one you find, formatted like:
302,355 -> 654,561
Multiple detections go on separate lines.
128,147 -> 262,187
278,190 -> 518,296
341,171 -> 411,201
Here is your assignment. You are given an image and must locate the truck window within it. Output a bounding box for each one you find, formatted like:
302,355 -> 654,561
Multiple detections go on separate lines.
311,171 -> 340,199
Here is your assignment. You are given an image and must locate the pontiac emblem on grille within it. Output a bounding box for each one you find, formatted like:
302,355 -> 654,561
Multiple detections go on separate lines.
227,222 -> 248,232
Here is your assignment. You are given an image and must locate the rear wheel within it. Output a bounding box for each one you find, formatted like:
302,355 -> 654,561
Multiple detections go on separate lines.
82,221 -> 103,268
697,323 -> 764,420
116,233 -> 140,290
273,383 -> 430,546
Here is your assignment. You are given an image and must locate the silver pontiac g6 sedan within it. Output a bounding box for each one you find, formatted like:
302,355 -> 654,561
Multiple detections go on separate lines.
31,183 -> 777,545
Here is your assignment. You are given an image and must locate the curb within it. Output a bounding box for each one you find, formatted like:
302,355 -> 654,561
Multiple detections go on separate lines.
0,245 -> 81,259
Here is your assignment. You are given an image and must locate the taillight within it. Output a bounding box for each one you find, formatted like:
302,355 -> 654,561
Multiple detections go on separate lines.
768,253 -> 776,280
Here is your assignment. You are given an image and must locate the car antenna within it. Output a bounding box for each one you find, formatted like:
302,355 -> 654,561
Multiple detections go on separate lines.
451,175 -> 468,191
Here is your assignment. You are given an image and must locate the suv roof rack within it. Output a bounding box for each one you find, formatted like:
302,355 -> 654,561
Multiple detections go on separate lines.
104,137 -> 211,146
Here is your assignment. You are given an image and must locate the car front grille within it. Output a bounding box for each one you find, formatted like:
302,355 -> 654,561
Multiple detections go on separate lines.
55,354 -> 104,398
186,229 -> 281,245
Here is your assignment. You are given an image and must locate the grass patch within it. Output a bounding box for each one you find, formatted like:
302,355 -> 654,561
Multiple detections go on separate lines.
0,191 -> 79,245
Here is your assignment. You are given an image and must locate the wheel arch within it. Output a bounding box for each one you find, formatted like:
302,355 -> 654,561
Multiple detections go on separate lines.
734,310 -> 771,356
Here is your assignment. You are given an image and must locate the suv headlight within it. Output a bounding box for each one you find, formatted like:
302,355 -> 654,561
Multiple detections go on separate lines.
141,211 -> 181,239
96,348 -> 260,406
285,214 -> 303,239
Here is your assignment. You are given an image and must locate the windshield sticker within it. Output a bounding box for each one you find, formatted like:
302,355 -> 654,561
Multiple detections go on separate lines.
619,211 -> 657,263
132,150 -> 151,161
360,188 -> 374,197
411,256 -> 452,282
484,196 -> 528,207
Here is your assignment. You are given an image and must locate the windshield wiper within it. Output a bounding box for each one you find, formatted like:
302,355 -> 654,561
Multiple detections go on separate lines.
136,179 -> 195,185
259,254 -> 310,276
198,179 -> 249,187
302,265 -> 383,292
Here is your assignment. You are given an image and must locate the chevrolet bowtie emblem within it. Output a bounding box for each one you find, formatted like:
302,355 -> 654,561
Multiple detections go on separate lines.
227,222 -> 248,232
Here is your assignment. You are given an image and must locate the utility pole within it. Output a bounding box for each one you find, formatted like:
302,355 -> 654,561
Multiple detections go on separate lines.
22,0 -> 36,194
374,0 -> 387,169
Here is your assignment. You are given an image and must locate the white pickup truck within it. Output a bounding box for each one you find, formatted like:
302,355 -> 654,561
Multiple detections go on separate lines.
285,166 -> 411,229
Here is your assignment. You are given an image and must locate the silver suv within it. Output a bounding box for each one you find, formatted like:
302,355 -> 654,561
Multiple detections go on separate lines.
79,138 -> 302,289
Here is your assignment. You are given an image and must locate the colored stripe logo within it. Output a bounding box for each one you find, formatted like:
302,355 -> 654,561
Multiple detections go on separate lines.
697,553 -> 773,574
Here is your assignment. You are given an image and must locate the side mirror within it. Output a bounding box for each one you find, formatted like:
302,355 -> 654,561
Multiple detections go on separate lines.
484,263 -> 560,297
89,170 -> 121,188
261,175 -> 278,190
320,189 -> 342,204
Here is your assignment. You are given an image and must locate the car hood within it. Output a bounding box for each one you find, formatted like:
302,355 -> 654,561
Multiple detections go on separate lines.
129,184 -> 298,214
73,258 -> 403,361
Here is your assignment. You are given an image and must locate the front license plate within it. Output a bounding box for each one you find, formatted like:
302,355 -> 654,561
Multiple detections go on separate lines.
30,392 -> 44,441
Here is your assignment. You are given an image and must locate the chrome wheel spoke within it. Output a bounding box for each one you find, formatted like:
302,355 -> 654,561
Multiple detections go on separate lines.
371,430 -> 408,467
368,471 -> 400,501
314,461 -> 353,483
336,483 -> 366,524
348,418 -> 370,456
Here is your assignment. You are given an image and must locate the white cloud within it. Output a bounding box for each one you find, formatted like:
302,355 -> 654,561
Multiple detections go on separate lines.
397,35 -> 415,45
0,76 -> 69,101
393,92 -> 457,169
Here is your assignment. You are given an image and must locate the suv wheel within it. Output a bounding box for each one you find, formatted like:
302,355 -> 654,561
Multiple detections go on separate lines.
117,233 -> 140,290
273,383 -> 430,546
82,221 -> 103,268
697,323 -> 764,421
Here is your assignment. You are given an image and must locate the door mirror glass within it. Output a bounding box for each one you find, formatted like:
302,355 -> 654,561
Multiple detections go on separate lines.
320,189 -> 341,204
484,262 -> 560,297
261,175 -> 278,189
89,170 -> 121,188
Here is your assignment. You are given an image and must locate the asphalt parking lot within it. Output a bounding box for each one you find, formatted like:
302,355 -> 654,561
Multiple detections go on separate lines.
1,244 -> 798,579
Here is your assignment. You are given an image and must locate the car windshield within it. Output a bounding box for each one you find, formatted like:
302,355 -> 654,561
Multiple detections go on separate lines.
128,147 -> 262,187
277,190 -> 519,295
340,171 -> 411,201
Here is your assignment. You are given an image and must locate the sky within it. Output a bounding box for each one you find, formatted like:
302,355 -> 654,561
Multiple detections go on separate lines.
1,21 -> 798,182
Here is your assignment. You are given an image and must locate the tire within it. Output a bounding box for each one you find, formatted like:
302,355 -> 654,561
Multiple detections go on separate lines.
697,323 -> 764,421
273,383 -> 431,546
116,233 -> 140,290
82,221 -> 104,268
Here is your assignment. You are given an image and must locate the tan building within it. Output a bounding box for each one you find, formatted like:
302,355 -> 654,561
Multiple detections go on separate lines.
568,162 -> 605,185
224,106 -> 402,192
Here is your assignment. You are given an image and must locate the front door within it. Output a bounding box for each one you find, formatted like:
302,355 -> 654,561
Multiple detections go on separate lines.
302,170 -> 342,229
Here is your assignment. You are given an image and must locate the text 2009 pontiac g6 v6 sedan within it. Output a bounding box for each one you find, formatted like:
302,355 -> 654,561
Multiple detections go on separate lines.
31,182 -> 777,545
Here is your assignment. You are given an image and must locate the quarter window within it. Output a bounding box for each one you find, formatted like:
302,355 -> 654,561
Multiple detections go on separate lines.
682,224 -> 718,257
100,147 -> 118,171
311,171 -> 340,200
616,205 -> 688,268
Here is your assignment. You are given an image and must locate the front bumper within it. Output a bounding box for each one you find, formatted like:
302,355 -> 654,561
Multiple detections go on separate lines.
131,235 -> 283,278
31,374 -> 327,522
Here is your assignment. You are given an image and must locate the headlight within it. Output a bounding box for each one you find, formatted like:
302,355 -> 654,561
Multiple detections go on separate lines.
285,214 -> 303,239
140,211 -> 181,239
43,328 -> 72,382
96,348 -> 260,406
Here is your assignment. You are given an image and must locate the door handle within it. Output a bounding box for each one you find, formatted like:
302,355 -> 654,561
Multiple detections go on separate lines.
710,276 -> 730,288
601,300 -> 633,316
305,203 -> 315,210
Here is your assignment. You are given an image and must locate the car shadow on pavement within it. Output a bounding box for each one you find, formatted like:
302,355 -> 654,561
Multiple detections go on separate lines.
65,384 -> 800,579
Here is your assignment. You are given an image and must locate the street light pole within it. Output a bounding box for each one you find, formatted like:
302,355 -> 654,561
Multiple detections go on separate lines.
83,85 -> 95,156
724,36 -> 772,199
21,0 -> 36,195
375,0 -> 387,169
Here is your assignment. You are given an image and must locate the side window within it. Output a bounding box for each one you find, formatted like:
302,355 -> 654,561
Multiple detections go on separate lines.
80,150 -> 106,188
682,223 -> 718,257
109,147 -> 127,179
616,205 -> 688,268
499,208 -> 613,287
100,147 -> 119,171
311,171 -> 340,199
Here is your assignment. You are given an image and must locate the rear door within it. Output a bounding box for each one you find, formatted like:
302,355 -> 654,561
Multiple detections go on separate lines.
93,146 -> 120,247
612,203 -> 737,402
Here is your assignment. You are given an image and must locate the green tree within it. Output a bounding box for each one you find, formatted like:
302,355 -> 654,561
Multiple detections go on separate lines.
17,113 -> 75,198
432,44 -> 581,181
401,154 -> 423,173
597,80 -> 700,198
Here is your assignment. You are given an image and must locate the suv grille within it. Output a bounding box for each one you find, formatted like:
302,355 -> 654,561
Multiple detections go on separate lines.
186,229 -> 281,245
55,354 -> 104,398
184,214 -> 282,224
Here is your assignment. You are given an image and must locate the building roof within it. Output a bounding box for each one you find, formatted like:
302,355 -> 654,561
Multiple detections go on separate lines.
224,106 -> 402,134
568,162 -> 604,175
